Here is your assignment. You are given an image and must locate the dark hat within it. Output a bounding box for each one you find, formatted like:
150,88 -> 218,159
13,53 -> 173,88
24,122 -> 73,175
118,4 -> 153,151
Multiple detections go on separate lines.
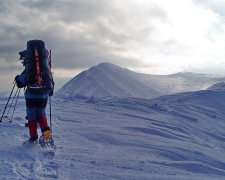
19,50 -> 27,60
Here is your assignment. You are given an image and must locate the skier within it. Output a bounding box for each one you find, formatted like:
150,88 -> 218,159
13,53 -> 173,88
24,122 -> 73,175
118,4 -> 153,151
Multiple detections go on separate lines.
15,40 -> 54,145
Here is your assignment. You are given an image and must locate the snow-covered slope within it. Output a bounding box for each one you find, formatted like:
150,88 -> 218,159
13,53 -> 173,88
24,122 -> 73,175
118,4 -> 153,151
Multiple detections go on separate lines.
57,62 -> 225,99
57,63 -> 161,99
1,87 -> 225,179
137,72 -> 225,95
208,82 -> 225,90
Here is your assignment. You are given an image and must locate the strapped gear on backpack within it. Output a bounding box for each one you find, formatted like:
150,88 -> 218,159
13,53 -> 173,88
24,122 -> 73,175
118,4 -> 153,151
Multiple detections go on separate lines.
24,40 -> 54,95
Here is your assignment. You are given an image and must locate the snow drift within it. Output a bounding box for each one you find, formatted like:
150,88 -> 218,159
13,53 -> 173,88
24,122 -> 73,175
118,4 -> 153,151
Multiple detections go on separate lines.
57,62 -> 225,99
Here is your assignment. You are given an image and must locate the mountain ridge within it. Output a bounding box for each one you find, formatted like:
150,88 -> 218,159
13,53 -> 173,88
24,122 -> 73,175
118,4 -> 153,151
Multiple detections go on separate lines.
57,62 -> 225,99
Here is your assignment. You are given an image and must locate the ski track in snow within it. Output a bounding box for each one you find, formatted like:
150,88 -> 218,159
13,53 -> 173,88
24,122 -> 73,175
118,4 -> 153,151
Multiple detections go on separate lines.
1,89 -> 225,179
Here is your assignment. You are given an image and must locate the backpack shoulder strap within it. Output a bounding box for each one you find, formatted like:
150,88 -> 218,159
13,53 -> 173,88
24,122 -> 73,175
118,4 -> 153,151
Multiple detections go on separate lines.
34,47 -> 42,86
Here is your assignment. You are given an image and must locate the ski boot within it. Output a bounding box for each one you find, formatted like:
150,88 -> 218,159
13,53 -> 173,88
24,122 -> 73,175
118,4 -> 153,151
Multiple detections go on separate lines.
39,129 -> 56,150
43,129 -> 52,141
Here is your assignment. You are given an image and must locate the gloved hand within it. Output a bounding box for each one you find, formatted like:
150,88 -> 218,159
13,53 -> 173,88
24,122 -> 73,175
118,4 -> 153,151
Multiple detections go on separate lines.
15,75 -> 25,88
48,90 -> 54,97
15,75 -> 19,81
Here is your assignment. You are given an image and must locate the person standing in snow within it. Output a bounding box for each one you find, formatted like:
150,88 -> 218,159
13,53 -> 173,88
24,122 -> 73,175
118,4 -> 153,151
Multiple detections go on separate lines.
15,40 -> 54,144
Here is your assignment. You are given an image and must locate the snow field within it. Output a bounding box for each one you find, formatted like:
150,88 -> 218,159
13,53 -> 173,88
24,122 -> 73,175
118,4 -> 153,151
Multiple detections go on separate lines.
1,88 -> 225,179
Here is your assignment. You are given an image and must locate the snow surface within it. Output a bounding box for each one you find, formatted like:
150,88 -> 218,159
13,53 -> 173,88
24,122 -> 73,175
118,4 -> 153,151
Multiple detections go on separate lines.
57,62 -> 225,99
1,87 -> 225,179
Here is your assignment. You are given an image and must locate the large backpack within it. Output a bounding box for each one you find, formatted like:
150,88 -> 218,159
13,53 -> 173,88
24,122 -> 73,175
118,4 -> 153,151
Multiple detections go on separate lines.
24,40 -> 54,95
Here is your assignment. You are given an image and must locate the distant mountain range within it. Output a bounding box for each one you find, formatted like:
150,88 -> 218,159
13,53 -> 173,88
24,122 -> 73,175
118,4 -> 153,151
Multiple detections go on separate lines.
57,62 -> 225,99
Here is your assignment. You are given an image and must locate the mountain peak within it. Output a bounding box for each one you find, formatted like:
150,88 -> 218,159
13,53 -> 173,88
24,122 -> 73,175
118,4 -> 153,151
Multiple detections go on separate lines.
57,62 -> 160,99
96,62 -> 117,67
93,62 -> 125,71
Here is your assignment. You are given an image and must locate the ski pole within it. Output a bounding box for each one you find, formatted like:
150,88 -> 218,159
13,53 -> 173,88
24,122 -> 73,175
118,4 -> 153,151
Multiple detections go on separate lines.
49,97 -> 52,129
5,88 -> 19,119
9,88 -> 21,123
49,50 -> 52,71
0,81 -> 16,122
49,49 -> 53,129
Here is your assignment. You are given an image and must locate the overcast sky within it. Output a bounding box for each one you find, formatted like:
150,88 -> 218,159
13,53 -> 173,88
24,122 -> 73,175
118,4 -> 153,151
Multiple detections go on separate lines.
0,0 -> 225,92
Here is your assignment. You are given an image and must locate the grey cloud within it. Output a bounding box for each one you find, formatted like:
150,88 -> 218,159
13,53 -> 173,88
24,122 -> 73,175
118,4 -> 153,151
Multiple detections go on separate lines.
0,0 -> 168,89
22,0 -> 115,23
50,35 -> 142,69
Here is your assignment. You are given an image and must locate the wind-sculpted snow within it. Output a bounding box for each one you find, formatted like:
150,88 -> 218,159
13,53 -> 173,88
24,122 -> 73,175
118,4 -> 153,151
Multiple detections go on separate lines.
57,62 -> 225,99
1,88 -> 225,179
